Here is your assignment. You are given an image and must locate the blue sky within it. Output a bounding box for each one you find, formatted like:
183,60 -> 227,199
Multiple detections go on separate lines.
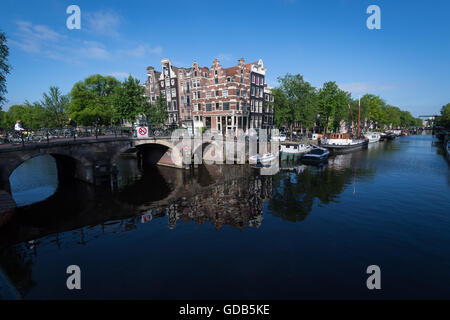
1,0 -> 449,116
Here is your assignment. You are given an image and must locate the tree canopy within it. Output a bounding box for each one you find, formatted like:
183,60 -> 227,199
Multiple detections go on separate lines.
68,74 -> 120,125
273,73 -> 422,134
0,29 -> 11,107
274,74 -> 318,136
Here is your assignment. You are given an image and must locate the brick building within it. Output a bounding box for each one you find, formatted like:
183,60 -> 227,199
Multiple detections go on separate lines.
145,57 -> 274,134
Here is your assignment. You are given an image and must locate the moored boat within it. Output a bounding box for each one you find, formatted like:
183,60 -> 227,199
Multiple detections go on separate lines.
301,146 -> 330,163
364,132 -> 381,143
280,143 -> 312,161
320,133 -> 369,153
249,152 -> 277,165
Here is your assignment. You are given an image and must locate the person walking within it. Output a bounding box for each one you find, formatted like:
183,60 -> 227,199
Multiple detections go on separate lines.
68,117 -> 77,137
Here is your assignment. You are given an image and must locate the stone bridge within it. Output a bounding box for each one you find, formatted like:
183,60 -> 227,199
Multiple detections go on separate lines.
0,136 -> 187,194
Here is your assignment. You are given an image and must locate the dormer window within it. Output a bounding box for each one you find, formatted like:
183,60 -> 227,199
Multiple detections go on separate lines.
194,71 -> 198,77
215,70 -> 218,75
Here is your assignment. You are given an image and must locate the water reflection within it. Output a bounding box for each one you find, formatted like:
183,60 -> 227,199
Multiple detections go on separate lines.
272,153 -> 374,222
4,136 -> 450,299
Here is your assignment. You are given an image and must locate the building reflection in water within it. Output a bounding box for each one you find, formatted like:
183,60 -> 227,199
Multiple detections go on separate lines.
0,149 -> 380,298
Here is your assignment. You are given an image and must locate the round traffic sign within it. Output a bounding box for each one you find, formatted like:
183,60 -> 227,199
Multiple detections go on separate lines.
138,127 -> 147,136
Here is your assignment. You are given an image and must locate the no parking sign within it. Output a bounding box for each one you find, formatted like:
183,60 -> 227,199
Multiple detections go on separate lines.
136,126 -> 148,138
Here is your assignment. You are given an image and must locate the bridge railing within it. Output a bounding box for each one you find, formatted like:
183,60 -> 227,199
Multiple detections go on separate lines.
0,126 -> 134,147
0,125 -> 180,147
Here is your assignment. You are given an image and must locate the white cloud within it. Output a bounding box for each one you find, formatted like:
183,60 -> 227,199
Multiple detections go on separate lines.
10,20 -> 63,53
124,44 -> 163,57
216,53 -> 233,62
85,10 -> 121,37
109,72 -> 130,79
338,82 -> 396,95
10,20 -> 112,64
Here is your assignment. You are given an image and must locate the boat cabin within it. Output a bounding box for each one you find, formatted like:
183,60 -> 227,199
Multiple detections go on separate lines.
323,133 -> 353,145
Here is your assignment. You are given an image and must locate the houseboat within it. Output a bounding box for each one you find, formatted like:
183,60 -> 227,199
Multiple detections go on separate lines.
320,133 -> 369,153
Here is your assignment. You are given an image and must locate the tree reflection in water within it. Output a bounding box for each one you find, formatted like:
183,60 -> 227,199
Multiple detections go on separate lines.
269,153 -> 374,222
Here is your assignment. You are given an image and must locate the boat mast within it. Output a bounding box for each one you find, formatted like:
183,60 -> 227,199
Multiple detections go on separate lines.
358,97 -> 361,137
348,104 -> 354,135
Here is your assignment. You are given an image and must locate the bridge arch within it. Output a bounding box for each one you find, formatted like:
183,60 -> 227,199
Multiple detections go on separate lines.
132,139 -> 184,169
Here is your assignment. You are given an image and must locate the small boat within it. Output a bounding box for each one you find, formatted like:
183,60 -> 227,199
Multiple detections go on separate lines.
320,133 -> 369,153
249,152 -> 277,165
301,146 -> 330,163
280,143 -> 312,161
364,132 -> 381,143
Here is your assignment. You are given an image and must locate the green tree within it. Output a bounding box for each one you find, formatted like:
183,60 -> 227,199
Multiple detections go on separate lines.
2,103 -> 48,129
436,103 -> 450,128
112,75 -> 148,125
0,29 -> 11,107
140,94 -> 168,126
68,74 -> 120,125
360,94 -> 385,130
274,74 -> 318,137
317,81 -> 351,133
0,107 -> 4,129
41,86 -> 69,127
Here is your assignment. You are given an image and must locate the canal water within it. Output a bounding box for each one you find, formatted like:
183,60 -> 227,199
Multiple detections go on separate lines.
1,134 -> 449,299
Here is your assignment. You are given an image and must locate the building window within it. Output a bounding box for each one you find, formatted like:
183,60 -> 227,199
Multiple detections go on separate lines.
252,75 -> 255,83
197,80 -> 200,87
216,102 -> 220,110
197,91 -> 201,99
206,103 -> 212,111
240,76 -> 244,83
215,90 -> 219,96
236,89 -> 240,96
215,70 -> 218,75
194,71 -> 198,77
160,81 -> 164,88
181,96 -> 184,105
236,102 -> 240,110
223,89 -> 228,97
223,102 -> 230,110
206,91 -> 211,98
215,77 -> 218,84
194,104 -> 199,111
227,76 -> 231,82
251,87 -> 255,96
